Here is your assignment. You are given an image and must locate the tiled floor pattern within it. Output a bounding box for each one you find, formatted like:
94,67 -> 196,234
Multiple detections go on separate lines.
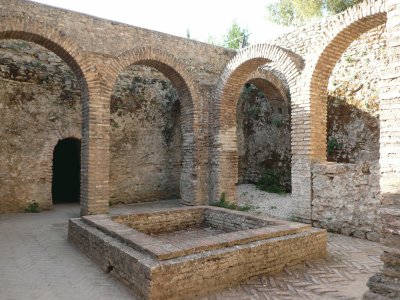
0,202 -> 382,300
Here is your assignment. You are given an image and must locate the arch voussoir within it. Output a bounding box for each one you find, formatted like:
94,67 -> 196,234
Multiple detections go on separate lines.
304,0 -> 387,162
211,43 -> 302,203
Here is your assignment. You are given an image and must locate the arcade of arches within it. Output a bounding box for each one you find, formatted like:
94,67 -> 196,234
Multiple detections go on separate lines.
0,0 -> 399,298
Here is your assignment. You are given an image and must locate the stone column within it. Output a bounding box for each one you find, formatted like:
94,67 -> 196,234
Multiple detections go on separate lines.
364,1 -> 400,298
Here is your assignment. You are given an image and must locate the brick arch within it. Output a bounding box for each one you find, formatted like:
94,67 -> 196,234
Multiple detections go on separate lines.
212,44 -> 302,202
245,68 -> 290,104
0,16 -> 108,215
0,16 -> 90,92
306,0 -> 387,161
107,47 -> 204,205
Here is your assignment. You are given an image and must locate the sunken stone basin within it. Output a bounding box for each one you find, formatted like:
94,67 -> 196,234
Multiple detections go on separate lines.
68,206 -> 327,300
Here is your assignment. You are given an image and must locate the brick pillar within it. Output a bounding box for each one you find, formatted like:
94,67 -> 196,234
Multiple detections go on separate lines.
80,66 -> 110,216
291,85 -> 313,223
364,1 -> 400,298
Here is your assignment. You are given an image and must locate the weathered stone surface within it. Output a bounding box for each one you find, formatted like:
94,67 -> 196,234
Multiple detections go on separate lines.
365,0 -> 400,297
0,40 -> 81,213
0,1 -> 398,297
365,273 -> 400,299
237,83 -> 291,190
326,25 -> 384,164
311,161 -> 380,241
0,41 -> 183,211
110,65 -> 182,204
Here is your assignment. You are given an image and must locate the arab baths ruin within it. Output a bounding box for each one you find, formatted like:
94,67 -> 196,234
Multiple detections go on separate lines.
0,0 -> 399,299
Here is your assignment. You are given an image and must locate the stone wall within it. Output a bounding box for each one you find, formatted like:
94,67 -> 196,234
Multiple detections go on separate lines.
311,162 -> 380,241
0,40 -> 183,212
235,25 -> 384,197
110,65 -> 182,204
365,0 -> 400,297
326,99 -> 380,163
237,84 -> 291,190
1,0 -> 235,85
0,40 -> 81,213
309,24 -> 384,241
0,0 -> 392,218
1,0 -> 237,214
327,25 -> 384,163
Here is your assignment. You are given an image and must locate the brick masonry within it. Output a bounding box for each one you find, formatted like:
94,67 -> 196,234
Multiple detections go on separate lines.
0,0 -> 236,214
0,42 -> 184,212
1,0 -> 400,297
69,207 -> 327,300
0,0 -> 389,217
364,0 -> 400,298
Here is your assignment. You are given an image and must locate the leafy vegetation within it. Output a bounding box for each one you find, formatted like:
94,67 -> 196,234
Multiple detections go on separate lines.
267,0 -> 363,26
256,169 -> 286,194
272,118 -> 284,127
212,192 -> 252,212
327,137 -> 343,155
208,22 -> 249,49
24,201 -> 41,213
288,215 -> 302,222
224,21 -> 249,49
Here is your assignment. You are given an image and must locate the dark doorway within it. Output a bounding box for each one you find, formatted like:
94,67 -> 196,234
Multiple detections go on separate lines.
52,138 -> 81,204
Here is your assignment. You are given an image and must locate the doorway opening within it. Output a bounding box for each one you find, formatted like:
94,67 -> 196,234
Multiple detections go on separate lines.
52,138 -> 81,204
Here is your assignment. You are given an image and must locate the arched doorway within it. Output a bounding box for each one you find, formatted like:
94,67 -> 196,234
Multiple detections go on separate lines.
52,138 -> 81,204
212,44 -> 301,203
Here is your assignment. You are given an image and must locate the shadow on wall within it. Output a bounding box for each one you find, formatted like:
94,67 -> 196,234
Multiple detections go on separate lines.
237,83 -> 291,193
311,93 -> 381,242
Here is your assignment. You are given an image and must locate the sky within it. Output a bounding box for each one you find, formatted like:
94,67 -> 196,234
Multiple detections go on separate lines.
30,0 -> 291,45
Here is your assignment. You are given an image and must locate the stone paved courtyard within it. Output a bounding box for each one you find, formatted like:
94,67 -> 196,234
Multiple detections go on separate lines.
0,202 -> 382,300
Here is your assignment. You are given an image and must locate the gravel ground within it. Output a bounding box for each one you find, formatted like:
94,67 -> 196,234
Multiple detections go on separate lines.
236,184 -> 295,220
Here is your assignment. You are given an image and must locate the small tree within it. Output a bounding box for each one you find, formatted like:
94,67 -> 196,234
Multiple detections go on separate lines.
207,22 -> 249,49
267,0 -> 363,26
224,22 -> 249,49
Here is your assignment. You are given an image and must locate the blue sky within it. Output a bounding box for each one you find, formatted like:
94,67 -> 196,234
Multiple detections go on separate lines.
31,0 -> 291,44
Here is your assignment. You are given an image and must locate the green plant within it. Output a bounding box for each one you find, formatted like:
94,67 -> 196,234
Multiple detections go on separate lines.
29,60 -> 47,70
327,137 -> 343,155
223,21 -> 249,49
110,119 -> 120,129
248,106 -> 261,118
272,118 -> 284,127
267,0 -> 362,27
257,91 -> 266,98
8,41 -> 30,52
344,55 -> 354,63
288,215 -> 301,222
270,205 -> 277,210
211,192 -> 252,212
241,84 -> 255,98
24,201 -> 41,213
256,169 -> 286,194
